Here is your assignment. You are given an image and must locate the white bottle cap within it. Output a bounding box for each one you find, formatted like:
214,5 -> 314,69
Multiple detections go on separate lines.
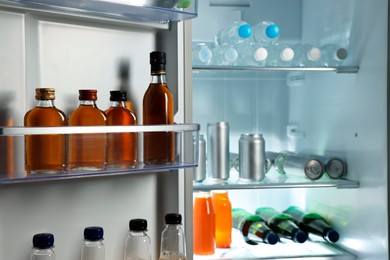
308,47 -> 321,61
281,47 -> 294,61
254,47 -> 268,61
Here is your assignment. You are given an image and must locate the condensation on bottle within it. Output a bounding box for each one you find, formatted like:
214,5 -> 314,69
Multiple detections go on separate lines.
215,21 -> 253,46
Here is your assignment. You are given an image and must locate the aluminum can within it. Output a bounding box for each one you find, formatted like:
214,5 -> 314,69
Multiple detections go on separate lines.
282,153 -> 325,180
323,157 -> 347,179
207,122 -> 230,181
193,134 -> 206,182
239,133 -> 267,182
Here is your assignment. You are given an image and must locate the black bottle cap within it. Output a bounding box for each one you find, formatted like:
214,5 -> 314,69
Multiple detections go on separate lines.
324,228 -> 340,243
263,230 -> 279,245
84,226 -> 104,241
150,51 -> 166,74
165,213 -> 182,224
110,90 -> 128,101
292,229 -> 308,243
32,233 -> 54,249
130,219 -> 148,231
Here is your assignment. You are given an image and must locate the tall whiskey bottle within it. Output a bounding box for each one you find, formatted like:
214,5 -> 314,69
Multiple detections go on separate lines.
24,88 -> 67,175
283,206 -> 340,243
105,90 -> 137,168
255,207 -> 308,243
68,89 -> 107,171
143,51 -> 174,164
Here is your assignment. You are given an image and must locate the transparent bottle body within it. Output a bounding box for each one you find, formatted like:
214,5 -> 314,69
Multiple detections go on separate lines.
124,231 -> 151,260
252,21 -> 280,44
236,43 -> 268,66
24,99 -> 67,175
81,240 -> 105,260
293,43 -> 322,67
31,248 -> 55,260
215,21 -> 252,46
320,44 -> 348,66
267,43 -> 295,67
192,42 -> 212,65
160,225 -> 187,260
211,45 -> 238,66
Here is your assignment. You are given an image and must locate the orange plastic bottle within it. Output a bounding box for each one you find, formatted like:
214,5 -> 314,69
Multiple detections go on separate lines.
193,192 -> 215,255
211,190 -> 232,248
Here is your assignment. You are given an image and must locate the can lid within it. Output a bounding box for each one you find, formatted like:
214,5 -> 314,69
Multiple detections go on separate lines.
165,213 -> 182,224
110,90 -> 128,101
32,233 -> 54,249
84,226 -> 104,241
129,218 -> 148,231
326,159 -> 345,179
304,159 -> 324,180
79,89 -> 98,101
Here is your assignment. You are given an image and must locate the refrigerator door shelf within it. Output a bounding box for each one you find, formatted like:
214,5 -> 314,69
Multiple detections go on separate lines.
0,123 -> 199,184
0,0 -> 198,24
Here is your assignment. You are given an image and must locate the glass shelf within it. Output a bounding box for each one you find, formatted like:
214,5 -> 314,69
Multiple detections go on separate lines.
0,123 -> 199,185
193,170 -> 359,191
0,0 -> 198,23
193,65 -> 359,73
194,229 -> 356,260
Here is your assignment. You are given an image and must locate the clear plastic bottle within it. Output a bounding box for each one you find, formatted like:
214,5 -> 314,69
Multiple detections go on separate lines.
252,21 -> 280,44
211,45 -> 238,66
320,44 -> 348,67
159,213 -> 187,260
236,42 -> 268,66
124,218 -> 152,260
266,43 -> 295,67
31,233 -> 55,260
215,21 -> 253,46
192,42 -> 213,66
81,226 -> 105,260
293,43 -> 322,67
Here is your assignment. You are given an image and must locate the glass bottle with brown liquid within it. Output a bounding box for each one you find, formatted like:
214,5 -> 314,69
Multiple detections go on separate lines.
105,90 -> 137,169
143,51 -> 175,164
24,88 -> 67,175
68,89 -> 107,171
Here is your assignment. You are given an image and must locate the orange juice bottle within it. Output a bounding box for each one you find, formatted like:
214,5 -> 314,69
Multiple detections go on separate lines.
211,190 -> 232,248
193,192 -> 215,255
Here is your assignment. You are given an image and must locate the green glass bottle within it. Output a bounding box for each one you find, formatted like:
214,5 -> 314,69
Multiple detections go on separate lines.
283,206 -> 339,243
232,208 -> 279,245
255,207 -> 308,243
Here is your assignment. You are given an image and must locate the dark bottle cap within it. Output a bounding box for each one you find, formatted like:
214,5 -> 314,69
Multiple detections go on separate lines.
79,89 -> 98,101
150,51 -> 166,74
165,213 -> 182,224
110,90 -> 128,102
35,88 -> 55,100
129,218 -> 148,231
292,229 -> 308,243
84,226 -> 104,241
263,230 -> 279,245
324,228 -> 340,243
32,233 -> 54,249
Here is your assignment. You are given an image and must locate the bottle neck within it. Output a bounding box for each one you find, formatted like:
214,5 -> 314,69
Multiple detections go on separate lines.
151,73 -> 166,84
110,101 -> 127,108
80,100 -> 97,106
36,99 -> 55,108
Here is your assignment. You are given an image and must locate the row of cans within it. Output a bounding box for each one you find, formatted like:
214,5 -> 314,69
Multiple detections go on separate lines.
193,122 -> 347,183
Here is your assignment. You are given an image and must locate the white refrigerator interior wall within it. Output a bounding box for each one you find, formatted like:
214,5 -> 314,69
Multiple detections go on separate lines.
0,8 -> 185,259
192,0 -> 388,259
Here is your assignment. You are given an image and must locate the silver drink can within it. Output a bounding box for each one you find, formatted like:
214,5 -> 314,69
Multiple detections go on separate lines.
283,153 -> 325,180
323,157 -> 347,179
193,134 -> 206,182
207,122 -> 230,181
239,133 -> 267,182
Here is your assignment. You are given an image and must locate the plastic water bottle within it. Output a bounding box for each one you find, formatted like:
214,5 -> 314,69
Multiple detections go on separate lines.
159,213 -> 187,260
267,43 -> 295,67
215,21 -> 253,46
211,45 -> 238,66
236,42 -> 268,66
252,21 -> 280,44
81,226 -> 105,260
31,233 -> 55,260
320,44 -> 348,67
192,42 -> 212,66
293,43 -> 322,67
124,219 -> 152,260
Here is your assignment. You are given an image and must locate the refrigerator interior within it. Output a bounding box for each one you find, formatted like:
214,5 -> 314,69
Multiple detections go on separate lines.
192,0 -> 388,259
0,2 -> 195,259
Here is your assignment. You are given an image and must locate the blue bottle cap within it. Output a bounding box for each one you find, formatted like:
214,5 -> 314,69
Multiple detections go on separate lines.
33,233 -> 54,249
238,24 -> 253,39
265,24 -> 280,39
84,226 -> 104,241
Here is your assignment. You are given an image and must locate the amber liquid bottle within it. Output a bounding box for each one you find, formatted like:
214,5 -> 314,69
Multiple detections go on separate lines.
24,88 -> 67,175
105,90 -> 137,168
68,89 -> 107,171
143,51 -> 175,164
